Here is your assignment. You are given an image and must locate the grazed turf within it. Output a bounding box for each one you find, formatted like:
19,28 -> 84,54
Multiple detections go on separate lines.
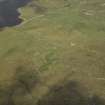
0,0 -> 105,104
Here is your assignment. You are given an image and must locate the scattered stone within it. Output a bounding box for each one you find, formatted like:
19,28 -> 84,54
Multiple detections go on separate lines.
70,42 -> 76,47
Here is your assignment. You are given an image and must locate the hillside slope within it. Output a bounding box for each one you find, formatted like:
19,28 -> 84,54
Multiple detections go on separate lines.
0,0 -> 105,105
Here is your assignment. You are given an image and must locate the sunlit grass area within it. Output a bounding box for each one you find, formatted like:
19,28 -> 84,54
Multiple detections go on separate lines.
0,0 -> 105,104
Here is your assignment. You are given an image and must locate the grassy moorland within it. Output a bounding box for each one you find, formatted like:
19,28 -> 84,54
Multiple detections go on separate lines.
0,0 -> 105,105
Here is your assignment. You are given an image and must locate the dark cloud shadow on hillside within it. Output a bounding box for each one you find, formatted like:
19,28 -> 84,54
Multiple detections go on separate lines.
0,78 -> 105,105
0,65 -> 40,105
37,81 -> 105,105
0,0 -> 31,28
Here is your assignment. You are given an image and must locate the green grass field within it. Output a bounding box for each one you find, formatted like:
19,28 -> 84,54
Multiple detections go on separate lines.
0,0 -> 105,105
